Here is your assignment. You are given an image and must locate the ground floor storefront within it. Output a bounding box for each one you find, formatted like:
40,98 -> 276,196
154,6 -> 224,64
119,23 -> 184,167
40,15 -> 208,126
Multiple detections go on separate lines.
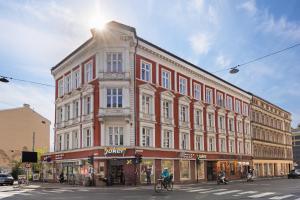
41,148 -> 252,186
252,159 -> 293,177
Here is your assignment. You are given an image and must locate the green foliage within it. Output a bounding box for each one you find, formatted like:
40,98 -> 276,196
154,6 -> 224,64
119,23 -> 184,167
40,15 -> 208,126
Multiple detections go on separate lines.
11,160 -> 24,180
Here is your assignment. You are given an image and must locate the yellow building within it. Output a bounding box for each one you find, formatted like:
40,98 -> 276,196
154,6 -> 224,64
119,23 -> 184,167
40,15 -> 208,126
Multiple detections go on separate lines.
0,104 -> 50,172
250,95 -> 293,177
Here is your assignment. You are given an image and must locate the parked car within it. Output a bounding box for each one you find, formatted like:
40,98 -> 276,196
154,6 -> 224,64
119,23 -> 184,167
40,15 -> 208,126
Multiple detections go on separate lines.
288,169 -> 300,179
0,174 -> 14,185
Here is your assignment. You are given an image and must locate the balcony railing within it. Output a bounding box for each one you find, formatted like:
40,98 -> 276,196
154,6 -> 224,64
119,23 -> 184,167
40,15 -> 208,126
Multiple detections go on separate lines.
99,107 -> 130,117
99,72 -> 130,80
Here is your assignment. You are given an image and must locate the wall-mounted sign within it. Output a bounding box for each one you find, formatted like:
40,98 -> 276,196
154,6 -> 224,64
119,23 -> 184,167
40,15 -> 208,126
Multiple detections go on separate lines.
179,152 -> 195,159
55,154 -> 64,160
197,154 -> 207,160
104,147 -> 127,155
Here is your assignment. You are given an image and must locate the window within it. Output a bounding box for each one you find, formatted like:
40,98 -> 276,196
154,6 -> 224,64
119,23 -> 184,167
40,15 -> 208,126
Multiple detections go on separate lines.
57,134 -> 63,151
238,141 -> 243,154
65,133 -> 70,150
142,94 -> 152,114
194,109 -> 202,126
245,142 -> 251,155
220,138 -> 226,152
83,128 -> 92,147
243,103 -> 248,116
227,96 -> 233,110
229,139 -> 235,153
180,105 -> 188,122
162,130 -> 173,148
141,61 -> 151,82
73,70 -> 80,89
72,131 -> 79,149
107,88 -> 122,108
218,115 -> 225,130
65,104 -> 71,121
141,127 -> 153,147
205,88 -> 213,104
162,70 -> 171,89
58,79 -> 64,97
207,113 -> 214,128
179,77 -> 187,95
238,121 -> 243,134
107,52 -> 122,73
85,61 -> 93,83
108,127 -> 124,146
163,100 -> 172,119
74,100 -> 79,118
217,92 -> 224,107
195,135 -> 203,151
194,83 -> 201,100
180,160 -> 190,180
84,96 -> 92,115
235,100 -> 241,114
229,118 -> 234,132
57,107 -> 63,123
64,74 -> 71,93
181,133 -> 189,150
208,137 -> 215,151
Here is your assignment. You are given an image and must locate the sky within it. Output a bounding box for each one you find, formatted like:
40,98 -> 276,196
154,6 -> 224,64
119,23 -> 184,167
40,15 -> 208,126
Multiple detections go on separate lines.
0,0 -> 300,151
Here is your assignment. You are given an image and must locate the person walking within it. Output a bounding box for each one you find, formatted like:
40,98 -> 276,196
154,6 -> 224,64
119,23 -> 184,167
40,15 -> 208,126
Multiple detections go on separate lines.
146,168 -> 152,185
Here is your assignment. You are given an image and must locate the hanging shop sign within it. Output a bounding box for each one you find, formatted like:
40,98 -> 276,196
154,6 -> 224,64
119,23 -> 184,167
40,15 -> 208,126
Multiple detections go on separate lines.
104,147 -> 127,155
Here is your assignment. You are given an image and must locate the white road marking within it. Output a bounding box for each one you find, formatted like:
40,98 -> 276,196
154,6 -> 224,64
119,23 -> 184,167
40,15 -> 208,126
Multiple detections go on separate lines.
269,195 -> 295,199
199,189 -> 227,193
233,191 -> 257,196
214,190 -> 241,195
187,188 -> 212,192
248,192 -> 276,198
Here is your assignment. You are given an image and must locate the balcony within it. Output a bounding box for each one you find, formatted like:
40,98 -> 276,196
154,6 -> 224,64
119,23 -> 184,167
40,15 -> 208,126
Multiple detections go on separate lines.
99,107 -> 130,119
99,72 -> 130,81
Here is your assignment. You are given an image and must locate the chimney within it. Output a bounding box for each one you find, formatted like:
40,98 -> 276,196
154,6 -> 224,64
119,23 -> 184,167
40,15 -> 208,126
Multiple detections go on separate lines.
23,104 -> 30,108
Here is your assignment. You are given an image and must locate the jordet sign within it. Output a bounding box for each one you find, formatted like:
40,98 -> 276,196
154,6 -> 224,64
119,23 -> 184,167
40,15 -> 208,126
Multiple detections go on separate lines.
104,147 -> 127,155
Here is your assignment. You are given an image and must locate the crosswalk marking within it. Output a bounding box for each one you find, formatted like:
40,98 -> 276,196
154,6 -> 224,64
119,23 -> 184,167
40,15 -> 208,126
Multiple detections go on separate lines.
187,188 -> 212,192
214,190 -> 241,195
233,191 -> 257,196
269,195 -> 295,200
249,192 -> 276,198
199,189 -> 227,193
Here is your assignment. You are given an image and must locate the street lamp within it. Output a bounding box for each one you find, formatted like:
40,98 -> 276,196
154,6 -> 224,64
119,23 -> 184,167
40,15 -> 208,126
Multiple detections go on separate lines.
0,76 -> 9,83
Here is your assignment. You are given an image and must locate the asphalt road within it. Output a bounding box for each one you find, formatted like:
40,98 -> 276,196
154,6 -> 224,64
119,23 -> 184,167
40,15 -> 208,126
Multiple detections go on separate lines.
1,178 -> 300,200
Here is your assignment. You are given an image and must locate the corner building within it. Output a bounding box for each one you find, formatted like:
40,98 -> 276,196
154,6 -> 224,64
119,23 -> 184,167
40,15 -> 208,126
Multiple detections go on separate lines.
250,95 -> 293,177
44,21 -> 253,185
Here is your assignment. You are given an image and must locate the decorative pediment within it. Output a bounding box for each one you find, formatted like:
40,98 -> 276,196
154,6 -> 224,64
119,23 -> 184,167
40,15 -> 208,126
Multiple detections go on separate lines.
194,100 -> 205,108
139,83 -> 156,92
179,95 -> 191,103
160,90 -> 175,98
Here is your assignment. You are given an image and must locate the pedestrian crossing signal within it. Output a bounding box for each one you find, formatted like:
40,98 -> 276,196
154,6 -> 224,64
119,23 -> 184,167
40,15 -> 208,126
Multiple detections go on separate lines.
135,154 -> 142,164
88,155 -> 94,165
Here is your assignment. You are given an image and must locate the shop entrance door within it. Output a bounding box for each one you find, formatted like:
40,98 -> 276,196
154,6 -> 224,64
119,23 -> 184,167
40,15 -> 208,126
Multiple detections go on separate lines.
207,161 -> 217,181
108,160 -> 125,185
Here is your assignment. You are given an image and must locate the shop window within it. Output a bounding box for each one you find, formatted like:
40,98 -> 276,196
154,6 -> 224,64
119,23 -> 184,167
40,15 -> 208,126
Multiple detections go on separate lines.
140,159 -> 155,184
196,160 -> 205,179
161,160 -> 174,175
230,162 -> 235,175
180,160 -> 190,180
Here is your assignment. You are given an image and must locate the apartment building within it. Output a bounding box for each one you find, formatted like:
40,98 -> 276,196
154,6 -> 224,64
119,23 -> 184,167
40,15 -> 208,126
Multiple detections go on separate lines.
292,124 -> 300,169
250,95 -> 293,177
42,21 -> 267,185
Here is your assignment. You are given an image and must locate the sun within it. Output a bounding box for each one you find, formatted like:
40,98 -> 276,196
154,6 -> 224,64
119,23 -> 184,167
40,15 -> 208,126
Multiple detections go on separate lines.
88,13 -> 108,31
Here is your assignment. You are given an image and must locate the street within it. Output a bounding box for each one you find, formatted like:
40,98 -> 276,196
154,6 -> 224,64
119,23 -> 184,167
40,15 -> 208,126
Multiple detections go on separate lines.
1,178 -> 300,200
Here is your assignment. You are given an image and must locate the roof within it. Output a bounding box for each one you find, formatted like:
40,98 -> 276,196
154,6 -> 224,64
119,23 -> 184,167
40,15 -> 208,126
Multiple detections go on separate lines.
248,92 -> 291,114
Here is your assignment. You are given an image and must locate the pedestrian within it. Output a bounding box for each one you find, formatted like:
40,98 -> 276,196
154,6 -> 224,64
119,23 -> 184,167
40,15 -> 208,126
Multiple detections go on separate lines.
146,168 -> 151,185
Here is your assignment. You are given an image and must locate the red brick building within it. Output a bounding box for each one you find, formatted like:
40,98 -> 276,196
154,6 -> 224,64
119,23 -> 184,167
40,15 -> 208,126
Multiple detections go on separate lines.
42,21 -> 252,185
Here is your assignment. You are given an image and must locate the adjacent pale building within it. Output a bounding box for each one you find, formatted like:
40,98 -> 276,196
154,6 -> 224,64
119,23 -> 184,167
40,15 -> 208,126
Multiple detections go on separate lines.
292,124 -> 300,169
0,104 -> 50,172
250,95 -> 293,176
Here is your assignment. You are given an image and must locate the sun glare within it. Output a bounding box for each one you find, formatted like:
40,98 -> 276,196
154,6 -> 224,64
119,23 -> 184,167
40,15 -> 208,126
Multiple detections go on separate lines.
88,14 -> 108,31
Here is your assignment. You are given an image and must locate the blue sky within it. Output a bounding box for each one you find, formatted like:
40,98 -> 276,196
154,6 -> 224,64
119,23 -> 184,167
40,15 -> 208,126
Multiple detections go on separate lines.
0,0 -> 300,149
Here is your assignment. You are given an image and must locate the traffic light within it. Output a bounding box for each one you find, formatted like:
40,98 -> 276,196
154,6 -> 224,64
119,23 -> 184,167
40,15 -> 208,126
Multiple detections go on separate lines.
135,154 -> 142,164
87,155 -> 94,165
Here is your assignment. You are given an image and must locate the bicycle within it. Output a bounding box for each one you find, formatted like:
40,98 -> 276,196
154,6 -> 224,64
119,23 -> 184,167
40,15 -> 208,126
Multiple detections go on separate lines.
154,176 -> 173,193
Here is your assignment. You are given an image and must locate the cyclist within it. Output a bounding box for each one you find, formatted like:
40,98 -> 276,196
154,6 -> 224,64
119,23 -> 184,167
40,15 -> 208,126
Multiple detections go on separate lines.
161,168 -> 170,186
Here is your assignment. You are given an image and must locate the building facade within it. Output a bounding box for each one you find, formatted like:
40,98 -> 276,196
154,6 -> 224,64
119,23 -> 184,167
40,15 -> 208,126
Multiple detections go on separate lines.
43,21 -> 282,185
250,95 -> 293,177
0,104 -> 50,173
292,125 -> 300,169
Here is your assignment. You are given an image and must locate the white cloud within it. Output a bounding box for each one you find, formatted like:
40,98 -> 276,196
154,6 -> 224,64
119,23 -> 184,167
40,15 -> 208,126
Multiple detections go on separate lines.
238,0 -> 257,15
189,33 -> 212,55
216,54 -> 231,68
190,0 -> 204,11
